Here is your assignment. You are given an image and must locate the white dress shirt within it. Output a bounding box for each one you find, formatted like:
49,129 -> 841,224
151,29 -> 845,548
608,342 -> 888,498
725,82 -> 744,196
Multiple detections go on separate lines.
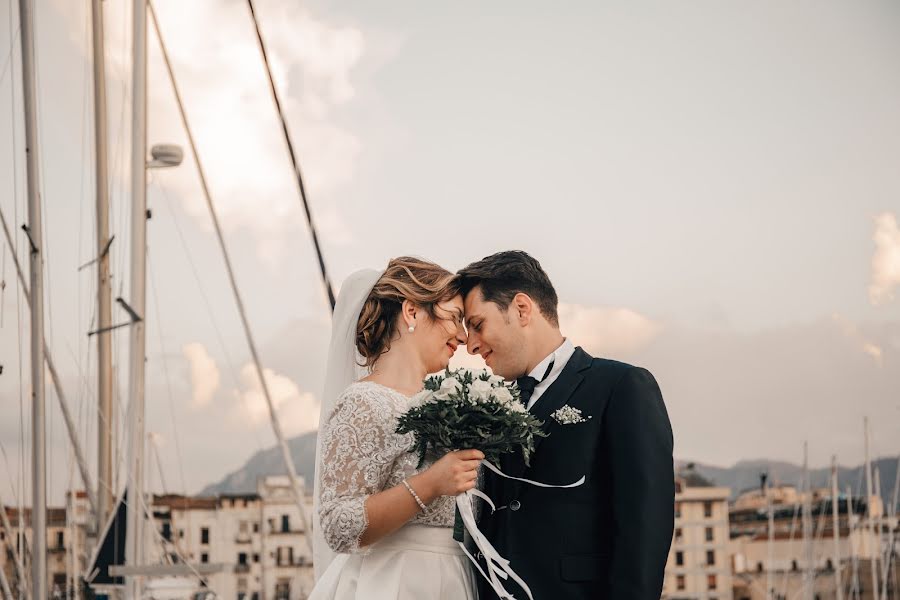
526,338 -> 576,410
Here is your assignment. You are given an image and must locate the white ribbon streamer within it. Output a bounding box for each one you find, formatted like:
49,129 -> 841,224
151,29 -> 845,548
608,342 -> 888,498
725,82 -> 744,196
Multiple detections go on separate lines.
455,460 -> 586,599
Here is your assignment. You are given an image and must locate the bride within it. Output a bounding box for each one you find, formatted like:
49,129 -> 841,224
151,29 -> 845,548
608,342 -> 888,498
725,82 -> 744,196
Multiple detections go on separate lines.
309,257 -> 481,599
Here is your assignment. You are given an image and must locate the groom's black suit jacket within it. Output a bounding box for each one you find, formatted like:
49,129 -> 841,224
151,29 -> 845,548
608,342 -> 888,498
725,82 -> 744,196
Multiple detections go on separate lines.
473,347 -> 675,599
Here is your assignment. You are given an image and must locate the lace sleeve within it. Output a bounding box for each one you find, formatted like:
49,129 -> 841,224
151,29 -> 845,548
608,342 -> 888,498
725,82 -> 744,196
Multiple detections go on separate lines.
317,386 -> 409,553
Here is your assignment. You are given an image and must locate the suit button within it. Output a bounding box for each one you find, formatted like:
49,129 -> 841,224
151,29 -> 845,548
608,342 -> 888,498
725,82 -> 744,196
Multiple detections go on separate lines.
510,500 -> 521,511
475,552 -> 483,560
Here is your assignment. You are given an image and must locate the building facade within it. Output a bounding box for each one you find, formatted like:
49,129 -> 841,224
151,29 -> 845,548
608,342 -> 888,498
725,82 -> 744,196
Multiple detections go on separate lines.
663,480 -> 734,600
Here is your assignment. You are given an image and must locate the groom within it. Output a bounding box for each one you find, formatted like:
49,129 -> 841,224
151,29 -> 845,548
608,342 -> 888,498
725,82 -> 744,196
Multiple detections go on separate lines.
457,251 -> 674,599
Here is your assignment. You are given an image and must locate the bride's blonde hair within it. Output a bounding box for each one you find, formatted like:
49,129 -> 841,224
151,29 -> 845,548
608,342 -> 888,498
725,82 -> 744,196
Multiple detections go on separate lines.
356,257 -> 460,368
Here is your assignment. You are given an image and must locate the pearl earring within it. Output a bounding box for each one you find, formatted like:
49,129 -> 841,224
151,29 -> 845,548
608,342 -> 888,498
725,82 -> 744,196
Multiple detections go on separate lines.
408,325 -> 415,333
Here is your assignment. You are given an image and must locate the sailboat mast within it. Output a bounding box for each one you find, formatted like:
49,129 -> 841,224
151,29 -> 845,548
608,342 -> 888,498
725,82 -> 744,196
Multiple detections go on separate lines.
765,471 -> 774,600
90,0 -> 115,530
873,465 -> 885,600
18,0 -> 47,596
864,418 -> 879,597
124,0 -> 149,597
801,442 -> 814,600
881,454 -> 900,600
831,456 -> 844,600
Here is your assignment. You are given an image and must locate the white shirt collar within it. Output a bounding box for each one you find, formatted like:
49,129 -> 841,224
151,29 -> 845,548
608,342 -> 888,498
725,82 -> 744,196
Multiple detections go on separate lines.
527,338 -> 575,381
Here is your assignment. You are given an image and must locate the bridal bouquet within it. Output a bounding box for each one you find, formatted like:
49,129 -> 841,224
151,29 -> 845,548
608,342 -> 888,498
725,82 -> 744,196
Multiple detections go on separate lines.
396,367 -> 546,469
396,368 -> 581,600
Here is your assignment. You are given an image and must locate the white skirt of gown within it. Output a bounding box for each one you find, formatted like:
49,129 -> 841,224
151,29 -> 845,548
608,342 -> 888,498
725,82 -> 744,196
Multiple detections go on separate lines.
308,524 -> 477,600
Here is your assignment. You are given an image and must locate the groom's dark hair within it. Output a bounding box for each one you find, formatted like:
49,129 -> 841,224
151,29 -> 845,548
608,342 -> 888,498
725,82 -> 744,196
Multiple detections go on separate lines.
457,250 -> 559,327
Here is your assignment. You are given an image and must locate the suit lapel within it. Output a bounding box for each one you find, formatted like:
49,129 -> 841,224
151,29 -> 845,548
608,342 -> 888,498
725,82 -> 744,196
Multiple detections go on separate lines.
528,347 -> 592,455
504,347 -> 592,481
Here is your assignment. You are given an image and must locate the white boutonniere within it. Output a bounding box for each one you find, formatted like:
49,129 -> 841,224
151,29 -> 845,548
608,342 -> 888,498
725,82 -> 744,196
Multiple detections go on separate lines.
551,405 -> 592,425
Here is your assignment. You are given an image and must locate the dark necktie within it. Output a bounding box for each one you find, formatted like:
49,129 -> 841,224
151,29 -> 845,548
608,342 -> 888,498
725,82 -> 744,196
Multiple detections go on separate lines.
516,360 -> 555,407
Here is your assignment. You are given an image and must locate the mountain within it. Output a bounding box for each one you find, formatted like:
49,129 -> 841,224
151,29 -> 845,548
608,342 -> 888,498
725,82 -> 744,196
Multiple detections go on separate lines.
200,431 -> 318,496
201,432 -> 898,508
677,457 -> 899,503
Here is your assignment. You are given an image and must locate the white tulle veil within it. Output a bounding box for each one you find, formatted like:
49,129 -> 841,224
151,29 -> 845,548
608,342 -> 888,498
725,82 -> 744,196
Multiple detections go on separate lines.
312,268 -> 384,580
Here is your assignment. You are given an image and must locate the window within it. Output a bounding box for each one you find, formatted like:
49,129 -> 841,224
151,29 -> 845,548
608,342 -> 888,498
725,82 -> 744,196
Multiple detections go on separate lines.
705,527 -> 714,542
676,575 -> 686,591
281,515 -> 290,533
676,551 -> 684,566
56,531 -> 64,548
792,560 -> 798,572
238,553 -> 248,566
179,529 -> 185,539
277,547 -> 294,567
201,527 -> 210,545
674,502 -> 682,518
757,562 -> 764,573
253,553 -> 260,563
708,574 -> 717,590
706,550 -> 715,566
252,522 -> 259,533
201,553 -> 209,564
704,502 -> 713,518
674,528 -> 682,541
275,580 -> 290,600
161,523 -> 172,541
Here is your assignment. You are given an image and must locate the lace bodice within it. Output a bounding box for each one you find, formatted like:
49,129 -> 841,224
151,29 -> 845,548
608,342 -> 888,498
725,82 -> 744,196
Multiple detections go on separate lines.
317,381 -> 456,554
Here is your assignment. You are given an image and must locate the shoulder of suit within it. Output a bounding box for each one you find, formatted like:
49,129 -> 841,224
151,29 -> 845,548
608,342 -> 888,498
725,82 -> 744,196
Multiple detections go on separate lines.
576,349 -> 652,380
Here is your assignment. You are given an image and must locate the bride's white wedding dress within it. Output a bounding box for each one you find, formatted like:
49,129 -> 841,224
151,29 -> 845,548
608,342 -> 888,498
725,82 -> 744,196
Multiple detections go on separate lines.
309,381 -> 477,600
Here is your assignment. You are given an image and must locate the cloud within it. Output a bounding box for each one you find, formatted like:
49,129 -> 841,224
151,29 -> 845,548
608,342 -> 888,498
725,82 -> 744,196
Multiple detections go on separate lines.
52,0 -> 365,264
634,317 -> 899,469
182,342 -> 221,407
831,313 -> 884,367
558,303 -> 661,357
869,212 -> 900,305
233,363 -> 320,436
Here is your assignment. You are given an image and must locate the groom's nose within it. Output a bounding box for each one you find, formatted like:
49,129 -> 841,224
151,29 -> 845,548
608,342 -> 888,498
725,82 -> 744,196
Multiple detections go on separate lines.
467,335 -> 480,355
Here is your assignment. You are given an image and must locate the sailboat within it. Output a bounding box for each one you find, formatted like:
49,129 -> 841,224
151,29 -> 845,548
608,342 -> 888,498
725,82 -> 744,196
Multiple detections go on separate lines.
4,0 -> 339,598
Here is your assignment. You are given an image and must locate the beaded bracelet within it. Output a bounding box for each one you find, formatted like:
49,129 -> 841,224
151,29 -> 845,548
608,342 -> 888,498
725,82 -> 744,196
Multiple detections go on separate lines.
402,479 -> 427,512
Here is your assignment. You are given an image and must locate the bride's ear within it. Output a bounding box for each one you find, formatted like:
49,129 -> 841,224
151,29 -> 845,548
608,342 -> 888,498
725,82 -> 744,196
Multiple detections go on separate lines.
401,299 -> 418,332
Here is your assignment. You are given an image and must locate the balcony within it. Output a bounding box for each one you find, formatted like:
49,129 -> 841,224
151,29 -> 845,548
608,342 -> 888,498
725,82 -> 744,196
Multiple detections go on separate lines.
235,532 -> 252,544
268,527 -> 305,535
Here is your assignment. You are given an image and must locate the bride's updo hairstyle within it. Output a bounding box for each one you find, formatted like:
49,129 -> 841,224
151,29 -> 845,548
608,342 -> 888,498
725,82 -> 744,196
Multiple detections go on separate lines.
356,257 -> 460,368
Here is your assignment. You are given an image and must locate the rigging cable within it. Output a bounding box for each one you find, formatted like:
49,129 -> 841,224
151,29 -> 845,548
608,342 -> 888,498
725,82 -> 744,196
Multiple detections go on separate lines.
148,0 -> 312,553
245,0 -> 336,312
7,0 -> 30,592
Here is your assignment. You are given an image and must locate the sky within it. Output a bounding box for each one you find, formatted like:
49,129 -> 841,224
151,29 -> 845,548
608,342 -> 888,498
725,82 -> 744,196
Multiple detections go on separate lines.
1,0 -> 899,505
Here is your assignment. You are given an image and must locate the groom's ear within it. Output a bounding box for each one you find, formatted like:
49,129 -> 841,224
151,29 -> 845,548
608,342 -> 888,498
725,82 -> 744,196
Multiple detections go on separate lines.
511,293 -> 535,326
